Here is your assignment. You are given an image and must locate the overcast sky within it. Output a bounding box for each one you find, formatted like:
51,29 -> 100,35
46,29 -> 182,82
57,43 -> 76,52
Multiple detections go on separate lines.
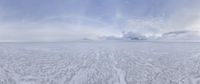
0,0 -> 200,41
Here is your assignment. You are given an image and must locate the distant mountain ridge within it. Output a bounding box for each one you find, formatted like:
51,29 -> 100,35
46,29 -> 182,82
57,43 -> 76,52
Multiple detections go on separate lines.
100,30 -> 200,41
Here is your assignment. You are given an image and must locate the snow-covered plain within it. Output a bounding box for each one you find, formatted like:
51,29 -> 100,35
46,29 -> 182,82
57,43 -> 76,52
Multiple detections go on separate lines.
0,41 -> 200,84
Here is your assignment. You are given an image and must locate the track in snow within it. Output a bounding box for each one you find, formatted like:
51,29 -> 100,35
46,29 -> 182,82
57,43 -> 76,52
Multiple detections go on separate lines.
0,42 -> 200,84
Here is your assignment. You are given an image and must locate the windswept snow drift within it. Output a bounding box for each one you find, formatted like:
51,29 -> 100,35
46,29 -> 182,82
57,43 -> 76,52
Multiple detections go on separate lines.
0,42 -> 200,84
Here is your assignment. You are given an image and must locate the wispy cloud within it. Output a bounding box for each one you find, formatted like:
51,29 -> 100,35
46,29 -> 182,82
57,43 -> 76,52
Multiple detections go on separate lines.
0,15 -> 121,42
0,0 -> 200,41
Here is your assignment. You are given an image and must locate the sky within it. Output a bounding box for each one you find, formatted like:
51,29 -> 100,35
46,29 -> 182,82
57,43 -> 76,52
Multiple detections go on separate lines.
0,0 -> 200,41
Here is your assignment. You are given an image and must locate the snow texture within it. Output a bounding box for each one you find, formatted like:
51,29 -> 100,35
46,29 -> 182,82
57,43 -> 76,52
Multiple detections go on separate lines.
0,42 -> 200,84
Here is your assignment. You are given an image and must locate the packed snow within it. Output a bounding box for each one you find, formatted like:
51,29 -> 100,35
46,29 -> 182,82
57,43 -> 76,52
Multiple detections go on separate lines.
0,42 -> 200,84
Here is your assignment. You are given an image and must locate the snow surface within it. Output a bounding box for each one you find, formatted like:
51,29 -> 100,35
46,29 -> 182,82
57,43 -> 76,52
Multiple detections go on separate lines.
0,42 -> 200,84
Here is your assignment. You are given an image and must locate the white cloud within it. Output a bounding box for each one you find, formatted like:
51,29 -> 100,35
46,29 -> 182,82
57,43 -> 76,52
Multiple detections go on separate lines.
1,0 -> 200,42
